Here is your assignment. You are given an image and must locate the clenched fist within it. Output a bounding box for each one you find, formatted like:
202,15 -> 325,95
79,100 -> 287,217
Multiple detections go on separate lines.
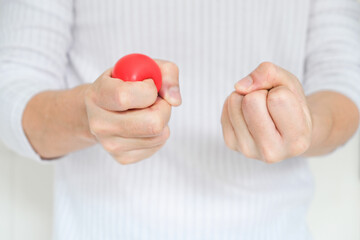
221,62 -> 312,163
85,60 -> 181,164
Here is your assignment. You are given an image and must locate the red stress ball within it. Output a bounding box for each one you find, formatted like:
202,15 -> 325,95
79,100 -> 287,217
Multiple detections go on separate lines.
112,53 -> 162,92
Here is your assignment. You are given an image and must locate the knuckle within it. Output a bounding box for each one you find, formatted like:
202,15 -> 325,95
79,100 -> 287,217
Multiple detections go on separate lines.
161,126 -> 171,142
102,140 -> 121,153
116,89 -> 131,110
259,61 -> 276,70
149,115 -> 165,136
268,87 -> 291,106
223,135 -> 238,152
145,83 -> 159,100
225,140 -> 237,152
242,92 -> 258,109
115,155 -> 136,165
88,119 -> 107,136
288,136 -> 311,156
237,142 -> 251,157
252,62 -> 278,84
150,127 -> 170,146
260,146 -> 280,164
258,62 -> 277,76
235,141 -> 258,160
228,92 -> 242,109
163,61 -> 179,75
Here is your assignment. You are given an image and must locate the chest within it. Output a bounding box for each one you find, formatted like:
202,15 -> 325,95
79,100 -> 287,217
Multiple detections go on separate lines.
71,0 -> 311,80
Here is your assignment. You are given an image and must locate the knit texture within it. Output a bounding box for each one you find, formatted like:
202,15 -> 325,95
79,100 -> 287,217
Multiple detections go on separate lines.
0,0 -> 359,239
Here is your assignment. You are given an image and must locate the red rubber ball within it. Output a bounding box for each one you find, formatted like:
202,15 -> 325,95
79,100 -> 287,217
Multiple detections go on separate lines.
112,53 -> 162,92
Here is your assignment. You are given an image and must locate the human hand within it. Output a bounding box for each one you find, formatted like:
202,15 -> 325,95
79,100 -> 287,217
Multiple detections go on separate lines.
221,62 -> 312,163
84,60 -> 181,164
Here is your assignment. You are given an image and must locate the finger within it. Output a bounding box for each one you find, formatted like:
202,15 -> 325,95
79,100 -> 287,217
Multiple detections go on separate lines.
100,126 -> 170,153
267,86 -> 312,153
227,92 -> 259,158
88,97 -> 171,138
112,143 -> 165,165
241,90 -> 283,162
93,68 -> 158,111
155,59 -> 182,106
235,62 -> 304,99
221,97 -> 239,151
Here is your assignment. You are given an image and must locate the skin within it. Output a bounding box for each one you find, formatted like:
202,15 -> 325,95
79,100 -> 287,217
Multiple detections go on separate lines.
221,62 -> 359,163
23,61 -> 359,164
22,60 -> 182,164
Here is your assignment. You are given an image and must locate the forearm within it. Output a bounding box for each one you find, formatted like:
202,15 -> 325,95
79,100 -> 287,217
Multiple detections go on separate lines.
304,91 -> 359,157
22,84 -> 96,159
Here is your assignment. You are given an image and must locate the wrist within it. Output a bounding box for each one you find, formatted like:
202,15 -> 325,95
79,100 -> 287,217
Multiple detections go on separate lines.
302,92 -> 336,157
303,110 -> 332,157
66,84 -> 97,143
27,84 -> 97,159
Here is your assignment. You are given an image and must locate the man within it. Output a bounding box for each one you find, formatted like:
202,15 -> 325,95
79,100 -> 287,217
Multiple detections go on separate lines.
0,0 -> 359,239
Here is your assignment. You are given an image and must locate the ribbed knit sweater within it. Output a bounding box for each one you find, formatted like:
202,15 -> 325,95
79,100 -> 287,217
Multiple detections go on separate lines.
0,0 -> 359,239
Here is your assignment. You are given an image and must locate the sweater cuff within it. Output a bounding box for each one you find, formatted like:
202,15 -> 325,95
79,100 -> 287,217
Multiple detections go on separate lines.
0,81 -> 57,163
304,75 -> 360,115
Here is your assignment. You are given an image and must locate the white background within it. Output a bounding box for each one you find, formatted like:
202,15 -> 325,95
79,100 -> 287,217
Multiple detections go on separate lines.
1,0 -> 360,238
0,132 -> 359,239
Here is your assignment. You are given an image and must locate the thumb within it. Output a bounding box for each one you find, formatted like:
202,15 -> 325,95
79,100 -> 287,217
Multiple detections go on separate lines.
155,59 -> 182,106
235,62 -> 302,97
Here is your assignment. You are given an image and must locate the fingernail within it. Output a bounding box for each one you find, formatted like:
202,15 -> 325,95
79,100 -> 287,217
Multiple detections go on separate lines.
235,75 -> 253,90
167,86 -> 182,105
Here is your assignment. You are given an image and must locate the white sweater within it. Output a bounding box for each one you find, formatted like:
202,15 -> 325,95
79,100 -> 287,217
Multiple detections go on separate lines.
1,0 -> 360,239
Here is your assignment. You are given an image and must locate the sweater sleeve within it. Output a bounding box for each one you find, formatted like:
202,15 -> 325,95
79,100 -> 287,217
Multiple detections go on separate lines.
0,0 -> 74,161
303,0 -> 360,111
